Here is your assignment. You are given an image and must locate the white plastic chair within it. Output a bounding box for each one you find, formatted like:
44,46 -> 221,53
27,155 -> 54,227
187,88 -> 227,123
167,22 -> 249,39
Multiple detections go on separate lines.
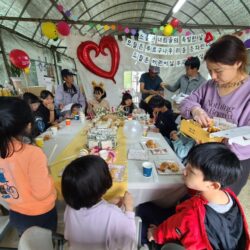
0,200 -> 10,242
18,226 -> 54,250
135,216 -> 142,249
18,226 -> 65,250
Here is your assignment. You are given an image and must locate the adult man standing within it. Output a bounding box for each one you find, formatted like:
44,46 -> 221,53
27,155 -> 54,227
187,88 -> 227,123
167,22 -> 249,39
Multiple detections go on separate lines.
139,65 -> 165,109
165,57 -> 206,95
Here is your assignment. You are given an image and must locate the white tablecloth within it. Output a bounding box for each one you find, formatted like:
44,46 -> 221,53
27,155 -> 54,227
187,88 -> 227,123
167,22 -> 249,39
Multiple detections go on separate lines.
128,132 -> 186,207
42,123 -> 186,207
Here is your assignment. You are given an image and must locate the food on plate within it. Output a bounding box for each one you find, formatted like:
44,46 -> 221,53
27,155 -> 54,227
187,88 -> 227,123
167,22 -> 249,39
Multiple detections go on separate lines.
159,162 -> 179,172
146,139 -> 157,149
43,134 -> 51,141
207,126 -> 221,133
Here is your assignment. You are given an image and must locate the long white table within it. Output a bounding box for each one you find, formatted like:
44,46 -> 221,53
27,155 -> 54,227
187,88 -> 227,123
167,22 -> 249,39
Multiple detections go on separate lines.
42,120 -> 85,164
128,132 -> 186,207
42,122 -> 186,207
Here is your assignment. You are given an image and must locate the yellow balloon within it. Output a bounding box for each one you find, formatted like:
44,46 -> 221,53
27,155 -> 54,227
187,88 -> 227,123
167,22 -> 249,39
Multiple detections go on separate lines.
24,67 -> 30,74
41,22 -> 58,39
163,24 -> 174,36
103,25 -> 110,31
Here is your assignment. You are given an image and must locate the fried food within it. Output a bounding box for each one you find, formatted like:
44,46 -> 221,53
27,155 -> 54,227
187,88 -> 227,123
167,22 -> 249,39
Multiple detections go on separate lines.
207,126 -> 221,133
159,162 -> 179,172
146,140 -> 157,149
43,134 -> 51,141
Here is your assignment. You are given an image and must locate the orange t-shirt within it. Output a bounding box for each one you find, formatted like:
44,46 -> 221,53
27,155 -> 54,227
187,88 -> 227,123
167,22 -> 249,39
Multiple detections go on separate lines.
0,141 -> 56,215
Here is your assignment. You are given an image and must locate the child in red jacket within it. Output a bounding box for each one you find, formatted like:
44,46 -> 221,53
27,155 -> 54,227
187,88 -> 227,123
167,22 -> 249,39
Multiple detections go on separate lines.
147,143 -> 250,250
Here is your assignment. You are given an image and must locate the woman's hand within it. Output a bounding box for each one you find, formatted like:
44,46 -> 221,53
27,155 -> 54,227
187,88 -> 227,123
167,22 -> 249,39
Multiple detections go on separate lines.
191,107 -> 212,127
46,103 -> 55,111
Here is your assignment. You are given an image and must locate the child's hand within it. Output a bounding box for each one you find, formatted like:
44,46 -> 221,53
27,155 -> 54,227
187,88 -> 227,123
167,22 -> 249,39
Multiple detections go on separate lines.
170,130 -> 179,141
147,224 -> 157,242
123,191 -> 134,212
109,196 -> 123,207
47,103 -> 55,111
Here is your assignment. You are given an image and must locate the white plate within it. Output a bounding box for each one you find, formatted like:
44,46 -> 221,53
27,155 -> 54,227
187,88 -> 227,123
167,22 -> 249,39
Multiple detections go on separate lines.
140,138 -> 161,150
154,160 -> 184,175
128,149 -> 148,160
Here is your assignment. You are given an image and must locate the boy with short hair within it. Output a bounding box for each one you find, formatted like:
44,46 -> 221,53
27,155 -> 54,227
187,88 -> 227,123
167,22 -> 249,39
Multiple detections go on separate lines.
147,143 -> 250,250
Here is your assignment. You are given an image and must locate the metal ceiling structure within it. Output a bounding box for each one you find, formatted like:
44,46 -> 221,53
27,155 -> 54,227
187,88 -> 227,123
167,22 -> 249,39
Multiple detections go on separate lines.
0,0 -> 249,55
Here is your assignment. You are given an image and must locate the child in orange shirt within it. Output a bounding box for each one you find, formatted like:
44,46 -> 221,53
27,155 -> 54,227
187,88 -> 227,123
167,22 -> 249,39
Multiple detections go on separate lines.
0,97 -> 57,235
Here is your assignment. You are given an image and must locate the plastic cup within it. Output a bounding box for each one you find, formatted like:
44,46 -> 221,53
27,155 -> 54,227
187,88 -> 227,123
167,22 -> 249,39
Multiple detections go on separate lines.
74,115 -> 80,120
35,137 -> 44,148
143,126 -> 149,137
51,126 -> 58,136
65,119 -> 71,126
99,150 -> 109,161
142,161 -> 153,177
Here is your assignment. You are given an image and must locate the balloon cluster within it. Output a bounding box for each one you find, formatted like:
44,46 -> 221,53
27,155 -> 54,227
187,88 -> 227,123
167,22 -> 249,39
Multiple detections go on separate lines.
41,21 -> 70,40
9,49 -> 30,74
163,18 -> 182,36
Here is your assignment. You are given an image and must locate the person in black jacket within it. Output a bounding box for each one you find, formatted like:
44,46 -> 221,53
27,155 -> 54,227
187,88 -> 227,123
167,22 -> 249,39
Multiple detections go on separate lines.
148,95 -> 177,145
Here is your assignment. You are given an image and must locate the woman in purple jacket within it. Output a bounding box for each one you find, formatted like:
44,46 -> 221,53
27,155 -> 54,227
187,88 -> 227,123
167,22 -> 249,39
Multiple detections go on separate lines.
180,35 -> 250,195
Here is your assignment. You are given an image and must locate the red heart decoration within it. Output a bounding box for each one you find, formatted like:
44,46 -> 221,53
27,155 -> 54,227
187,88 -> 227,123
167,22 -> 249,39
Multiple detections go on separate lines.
77,36 -> 120,83
205,32 -> 214,44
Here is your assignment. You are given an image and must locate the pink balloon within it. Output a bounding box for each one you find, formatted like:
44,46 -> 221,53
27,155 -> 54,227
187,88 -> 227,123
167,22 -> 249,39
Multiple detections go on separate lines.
9,49 -> 30,69
57,4 -> 64,12
56,21 -> 70,36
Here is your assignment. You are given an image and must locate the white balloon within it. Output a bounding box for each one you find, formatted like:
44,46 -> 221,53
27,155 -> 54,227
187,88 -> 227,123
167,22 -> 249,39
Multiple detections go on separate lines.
123,120 -> 143,144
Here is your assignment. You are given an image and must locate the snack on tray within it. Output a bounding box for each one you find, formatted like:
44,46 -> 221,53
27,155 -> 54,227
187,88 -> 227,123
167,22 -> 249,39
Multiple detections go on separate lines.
146,139 -> 157,149
207,126 -> 221,133
159,162 -> 179,172
43,134 -> 51,141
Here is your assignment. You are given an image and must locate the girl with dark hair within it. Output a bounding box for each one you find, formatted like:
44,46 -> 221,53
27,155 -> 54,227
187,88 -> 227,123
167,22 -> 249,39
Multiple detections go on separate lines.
119,91 -> 136,115
181,34 -> 250,195
22,92 -> 46,135
0,97 -> 57,235
62,155 -> 136,249
88,82 -> 110,115
38,90 -> 58,127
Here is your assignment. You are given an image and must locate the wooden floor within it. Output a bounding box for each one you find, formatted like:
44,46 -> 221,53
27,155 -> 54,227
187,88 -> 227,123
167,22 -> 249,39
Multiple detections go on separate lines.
0,180 -> 249,249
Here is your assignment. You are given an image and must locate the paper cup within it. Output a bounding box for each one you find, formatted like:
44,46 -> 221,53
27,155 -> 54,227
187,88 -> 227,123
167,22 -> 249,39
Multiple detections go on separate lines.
142,161 -> 153,177
99,150 -> 109,161
65,119 -> 71,126
79,149 -> 89,157
51,126 -> 58,136
143,126 -> 149,137
35,137 -> 44,148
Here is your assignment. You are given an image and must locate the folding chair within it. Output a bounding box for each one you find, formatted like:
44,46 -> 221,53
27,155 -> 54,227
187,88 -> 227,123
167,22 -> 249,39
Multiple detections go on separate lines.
18,226 -> 65,250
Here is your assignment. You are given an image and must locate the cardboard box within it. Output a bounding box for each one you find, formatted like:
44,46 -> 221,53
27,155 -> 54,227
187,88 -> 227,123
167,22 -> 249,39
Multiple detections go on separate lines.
180,119 -> 250,145
180,119 -> 223,143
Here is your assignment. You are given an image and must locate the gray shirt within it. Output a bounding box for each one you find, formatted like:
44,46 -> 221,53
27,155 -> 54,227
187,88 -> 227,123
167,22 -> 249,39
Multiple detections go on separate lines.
166,73 -> 206,95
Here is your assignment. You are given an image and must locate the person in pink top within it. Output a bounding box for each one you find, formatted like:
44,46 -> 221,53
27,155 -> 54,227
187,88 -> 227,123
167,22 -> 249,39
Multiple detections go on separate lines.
62,155 -> 136,250
0,97 -> 57,235
180,35 -> 250,195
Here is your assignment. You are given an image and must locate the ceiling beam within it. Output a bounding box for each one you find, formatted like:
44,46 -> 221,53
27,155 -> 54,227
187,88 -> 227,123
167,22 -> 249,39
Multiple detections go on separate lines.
1,16 -> 249,30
